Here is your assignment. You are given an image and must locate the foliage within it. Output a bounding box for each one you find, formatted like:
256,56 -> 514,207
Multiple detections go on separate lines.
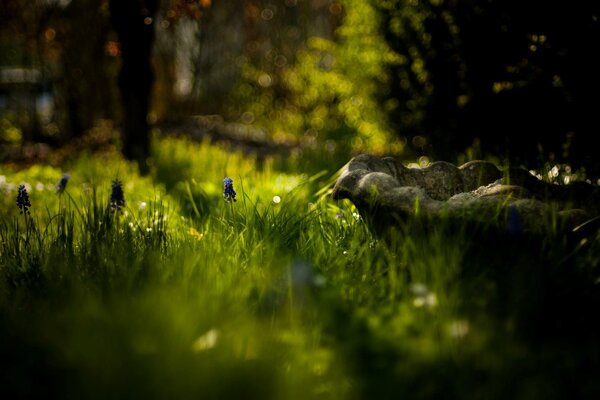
1,137 -> 600,398
372,0 -> 600,173
2,0 -> 599,177
230,0 -> 404,156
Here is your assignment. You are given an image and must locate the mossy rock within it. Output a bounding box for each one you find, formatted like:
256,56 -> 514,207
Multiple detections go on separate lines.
333,154 -> 600,234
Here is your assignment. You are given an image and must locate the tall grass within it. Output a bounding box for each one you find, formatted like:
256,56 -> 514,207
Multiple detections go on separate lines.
1,137 -> 599,399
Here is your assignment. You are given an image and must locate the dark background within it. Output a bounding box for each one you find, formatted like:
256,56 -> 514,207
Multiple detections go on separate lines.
1,0 -> 598,176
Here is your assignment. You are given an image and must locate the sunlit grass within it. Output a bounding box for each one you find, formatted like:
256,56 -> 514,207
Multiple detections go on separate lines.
1,137 -> 599,399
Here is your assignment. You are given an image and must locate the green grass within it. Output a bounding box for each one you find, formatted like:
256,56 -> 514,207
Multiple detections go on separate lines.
1,137 -> 599,399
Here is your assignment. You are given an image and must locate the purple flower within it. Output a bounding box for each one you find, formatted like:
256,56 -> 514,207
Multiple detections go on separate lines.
16,184 -> 32,215
223,177 -> 237,202
110,179 -> 126,212
507,205 -> 523,234
56,173 -> 70,194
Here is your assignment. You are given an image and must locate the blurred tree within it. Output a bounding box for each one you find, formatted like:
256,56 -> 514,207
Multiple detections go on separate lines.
165,0 -> 240,116
60,0 -> 114,140
0,0 -> 62,142
109,0 -> 159,173
228,0 -> 405,153
0,0 -> 116,144
6,0 -> 598,176
109,0 -> 210,171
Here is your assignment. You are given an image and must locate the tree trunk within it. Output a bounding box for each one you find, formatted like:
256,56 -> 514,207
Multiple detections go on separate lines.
109,0 -> 158,175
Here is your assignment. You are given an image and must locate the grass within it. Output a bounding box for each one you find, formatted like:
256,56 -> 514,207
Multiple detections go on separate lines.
1,137 -> 599,399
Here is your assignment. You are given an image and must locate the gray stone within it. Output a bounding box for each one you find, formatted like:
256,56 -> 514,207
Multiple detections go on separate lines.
332,154 -> 600,233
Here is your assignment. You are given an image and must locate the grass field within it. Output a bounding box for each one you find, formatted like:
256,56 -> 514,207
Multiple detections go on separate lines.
1,137 -> 599,399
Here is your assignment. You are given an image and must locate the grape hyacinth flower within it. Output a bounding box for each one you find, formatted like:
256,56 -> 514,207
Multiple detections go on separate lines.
16,184 -> 32,215
507,205 -> 523,235
110,179 -> 126,212
56,173 -> 70,194
223,177 -> 236,202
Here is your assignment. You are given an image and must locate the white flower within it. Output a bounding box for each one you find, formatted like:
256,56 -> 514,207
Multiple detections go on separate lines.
410,283 -> 437,308
448,320 -> 470,339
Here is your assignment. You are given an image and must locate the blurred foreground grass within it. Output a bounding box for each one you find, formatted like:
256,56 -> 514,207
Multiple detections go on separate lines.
1,137 -> 599,399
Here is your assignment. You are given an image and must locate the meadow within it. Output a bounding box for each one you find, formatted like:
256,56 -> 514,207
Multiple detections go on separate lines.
1,136 -> 599,399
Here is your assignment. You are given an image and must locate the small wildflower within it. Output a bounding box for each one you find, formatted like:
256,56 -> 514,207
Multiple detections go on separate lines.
448,320 -> 470,339
110,179 -> 126,212
313,274 -> 327,288
188,227 -> 204,241
223,177 -> 236,202
410,283 -> 437,308
273,195 -> 281,204
56,173 -> 69,194
410,283 -> 429,297
16,184 -> 32,215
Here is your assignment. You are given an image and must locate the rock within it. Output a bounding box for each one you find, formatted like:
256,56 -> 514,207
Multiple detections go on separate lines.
332,154 -> 600,234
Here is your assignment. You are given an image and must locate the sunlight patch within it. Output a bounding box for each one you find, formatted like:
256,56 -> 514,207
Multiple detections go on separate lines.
192,329 -> 220,352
